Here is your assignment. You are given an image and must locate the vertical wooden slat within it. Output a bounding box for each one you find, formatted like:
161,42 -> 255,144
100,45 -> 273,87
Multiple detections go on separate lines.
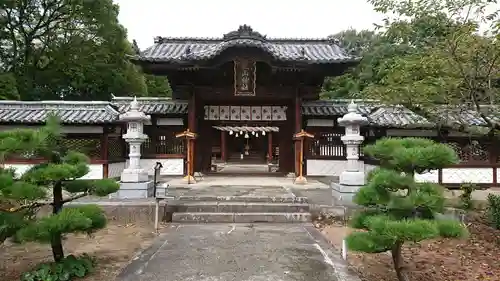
101,126 -> 109,179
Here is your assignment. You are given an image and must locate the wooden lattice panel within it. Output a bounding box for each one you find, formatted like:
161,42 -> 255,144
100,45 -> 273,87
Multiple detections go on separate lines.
308,132 -> 344,157
446,141 -> 490,163
62,138 -> 101,158
108,137 -> 124,159
156,132 -> 184,154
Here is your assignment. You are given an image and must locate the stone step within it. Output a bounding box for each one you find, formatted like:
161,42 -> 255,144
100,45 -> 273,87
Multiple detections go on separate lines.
174,202 -> 309,213
172,212 -> 311,223
175,195 -> 308,204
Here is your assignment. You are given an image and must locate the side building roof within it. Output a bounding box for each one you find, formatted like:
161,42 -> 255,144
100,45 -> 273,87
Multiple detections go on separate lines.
0,98 -> 495,131
0,101 -> 121,124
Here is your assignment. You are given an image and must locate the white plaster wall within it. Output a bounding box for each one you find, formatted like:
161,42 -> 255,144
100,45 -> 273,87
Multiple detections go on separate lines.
442,168 -> 493,184
108,162 -> 126,178
135,158 -> 184,176
306,159 -> 495,185
4,163 -> 104,179
415,170 -> 439,183
306,160 -> 375,177
306,160 -> 345,176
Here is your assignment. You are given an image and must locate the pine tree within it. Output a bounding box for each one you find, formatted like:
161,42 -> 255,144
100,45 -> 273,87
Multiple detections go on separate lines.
0,116 -> 119,262
346,137 -> 468,281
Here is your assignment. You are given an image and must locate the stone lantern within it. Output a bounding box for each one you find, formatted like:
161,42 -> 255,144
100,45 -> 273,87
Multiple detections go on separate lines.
331,100 -> 369,205
117,97 -> 152,198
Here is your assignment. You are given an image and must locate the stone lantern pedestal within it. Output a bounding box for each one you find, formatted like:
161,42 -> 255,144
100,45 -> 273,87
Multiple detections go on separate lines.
113,97 -> 153,199
331,101 -> 368,206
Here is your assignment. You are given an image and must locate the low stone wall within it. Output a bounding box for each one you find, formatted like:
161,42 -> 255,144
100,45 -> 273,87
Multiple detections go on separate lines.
36,201 -> 173,225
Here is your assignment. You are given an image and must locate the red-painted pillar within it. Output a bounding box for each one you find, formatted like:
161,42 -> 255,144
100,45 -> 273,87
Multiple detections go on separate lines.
294,94 -> 302,176
267,132 -> 273,163
187,93 -> 196,173
221,131 -> 226,162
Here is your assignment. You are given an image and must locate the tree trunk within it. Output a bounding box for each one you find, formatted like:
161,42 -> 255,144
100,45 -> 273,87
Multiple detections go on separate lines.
51,181 -> 64,262
391,241 -> 410,281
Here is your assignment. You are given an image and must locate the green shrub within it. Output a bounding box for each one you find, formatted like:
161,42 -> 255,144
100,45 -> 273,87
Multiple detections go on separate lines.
487,194 -> 500,229
20,254 -> 95,281
347,137 -> 467,281
0,116 -> 119,262
458,182 -> 477,210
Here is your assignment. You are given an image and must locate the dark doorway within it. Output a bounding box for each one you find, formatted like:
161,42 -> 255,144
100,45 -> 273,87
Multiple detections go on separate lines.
226,131 -> 268,164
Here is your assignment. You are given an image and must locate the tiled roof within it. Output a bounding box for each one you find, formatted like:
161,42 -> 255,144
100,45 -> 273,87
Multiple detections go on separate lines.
302,100 -> 433,128
368,106 -> 433,128
0,98 -> 492,129
0,101 -> 120,124
111,96 -> 188,114
302,100 -> 376,116
426,105 -> 500,127
136,25 -> 357,64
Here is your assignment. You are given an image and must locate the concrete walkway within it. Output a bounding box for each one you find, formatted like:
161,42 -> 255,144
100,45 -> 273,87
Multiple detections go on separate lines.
117,224 -> 359,281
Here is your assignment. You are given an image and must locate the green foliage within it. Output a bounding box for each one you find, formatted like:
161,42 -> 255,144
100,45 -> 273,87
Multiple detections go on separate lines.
321,29 -> 380,99
17,205 -> 106,243
0,0 -> 151,100
20,254 -> 95,281
458,183 -> 477,210
325,1 -> 499,132
144,74 -> 173,97
0,117 -> 119,262
347,137 -> 467,281
486,194 -> 500,229
363,137 -> 459,174
364,0 -> 500,129
0,72 -> 19,100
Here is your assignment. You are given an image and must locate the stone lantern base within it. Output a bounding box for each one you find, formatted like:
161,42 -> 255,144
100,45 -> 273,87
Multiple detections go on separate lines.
110,168 -> 153,199
331,182 -> 363,206
330,170 -> 366,206
111,181 -> 154,199
120,168 -> 149,183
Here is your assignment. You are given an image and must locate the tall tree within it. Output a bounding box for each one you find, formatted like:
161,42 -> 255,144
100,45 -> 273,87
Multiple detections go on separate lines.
364,0 -> 500,131
0,0 -> 148,100
321,29 -> 380,99
144,74 -> 173,97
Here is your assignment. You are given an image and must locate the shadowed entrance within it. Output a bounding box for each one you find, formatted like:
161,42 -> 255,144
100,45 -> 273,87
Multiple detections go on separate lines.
211,126 -> 280,174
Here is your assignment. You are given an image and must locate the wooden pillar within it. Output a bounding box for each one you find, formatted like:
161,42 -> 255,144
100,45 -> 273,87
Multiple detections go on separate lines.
294,94 -> 302,176
293,130 -> 314,184
267,132 -> 273,163
189,139 -> 195,177
294,94 -> 302,132
101,126 -> 109,178
490,139 -> 498,186
149,116 -> 158,155
188,93 -> 196,172
176,129 -> 197,183
221,130 -> 226,162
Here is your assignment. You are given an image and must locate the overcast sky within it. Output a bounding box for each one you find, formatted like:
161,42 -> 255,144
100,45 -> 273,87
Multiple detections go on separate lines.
115,0 -> 385,50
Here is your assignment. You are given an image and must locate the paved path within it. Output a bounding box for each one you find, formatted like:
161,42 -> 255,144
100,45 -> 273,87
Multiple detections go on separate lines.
117,224 -> 359,281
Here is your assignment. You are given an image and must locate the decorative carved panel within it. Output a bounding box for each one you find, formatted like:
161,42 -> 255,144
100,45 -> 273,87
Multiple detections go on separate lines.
251,106 -> 262,120
240,106 -> 251,121
271,106 -> 286,121
230,106 -> 241,120
219,106 -> 230,120
262,106 -> 272,120
234,58 -> 256,96
204,106 -> 287,121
